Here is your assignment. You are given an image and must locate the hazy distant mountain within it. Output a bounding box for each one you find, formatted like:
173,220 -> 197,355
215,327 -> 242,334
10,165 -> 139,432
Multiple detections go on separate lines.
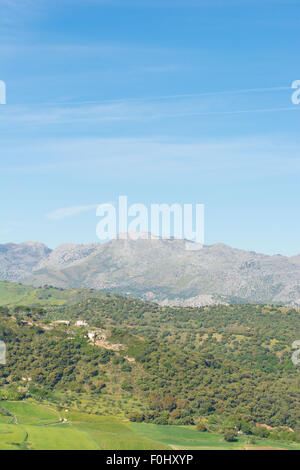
0,242 -> 51,282
290,255 -> 300,266
0,237 -> 300,307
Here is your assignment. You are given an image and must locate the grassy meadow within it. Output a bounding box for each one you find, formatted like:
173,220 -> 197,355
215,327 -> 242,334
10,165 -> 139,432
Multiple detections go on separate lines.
0,401 -> 299,451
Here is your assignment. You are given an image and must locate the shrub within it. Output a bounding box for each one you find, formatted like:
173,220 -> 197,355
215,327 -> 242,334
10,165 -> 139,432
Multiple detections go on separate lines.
196,422 -> 207,432
223,429 -> 237,442
121,382 -> 133,392
254,426 -> 270,438
127,412 -> 145,422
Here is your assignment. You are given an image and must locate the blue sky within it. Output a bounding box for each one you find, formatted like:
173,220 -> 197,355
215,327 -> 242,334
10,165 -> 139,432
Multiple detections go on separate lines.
0,0 -> 299,254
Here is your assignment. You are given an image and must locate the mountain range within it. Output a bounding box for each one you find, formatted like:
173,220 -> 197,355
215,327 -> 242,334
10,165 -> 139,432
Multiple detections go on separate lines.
0,236 -> 300,307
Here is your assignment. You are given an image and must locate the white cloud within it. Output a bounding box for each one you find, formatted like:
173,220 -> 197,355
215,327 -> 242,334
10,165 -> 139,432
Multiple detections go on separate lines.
46,204 -> 99,220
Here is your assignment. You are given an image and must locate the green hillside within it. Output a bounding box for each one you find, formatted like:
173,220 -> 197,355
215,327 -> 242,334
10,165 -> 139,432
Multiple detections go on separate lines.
0,281 -> 107,306
0,281 -> 300,449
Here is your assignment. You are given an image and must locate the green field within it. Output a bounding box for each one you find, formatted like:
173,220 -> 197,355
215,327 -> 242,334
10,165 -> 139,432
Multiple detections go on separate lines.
0,281 -> 105,307
0,401 -> 299,450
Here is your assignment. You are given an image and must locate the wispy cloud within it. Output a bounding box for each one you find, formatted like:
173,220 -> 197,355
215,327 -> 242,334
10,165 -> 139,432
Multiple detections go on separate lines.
3,135 -> 300,185
0,84 -> 296,130
71,0 -> 300,6
46,204 -> 99,220
23,84 -> 295,105
0,43 -> 168,55
0,0 -> 43,26
0,221 -> 22,236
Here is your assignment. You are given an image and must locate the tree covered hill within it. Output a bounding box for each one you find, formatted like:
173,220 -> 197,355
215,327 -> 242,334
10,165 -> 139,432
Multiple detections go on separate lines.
0,282 -> 299,435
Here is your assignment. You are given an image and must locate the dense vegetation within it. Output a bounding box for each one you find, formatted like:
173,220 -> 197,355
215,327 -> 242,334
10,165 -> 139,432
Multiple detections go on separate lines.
0,282 -> 299,446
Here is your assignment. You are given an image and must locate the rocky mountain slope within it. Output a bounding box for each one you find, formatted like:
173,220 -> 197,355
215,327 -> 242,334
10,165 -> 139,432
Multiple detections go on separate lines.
0,238 -> 299,306
0,242 -> 51,282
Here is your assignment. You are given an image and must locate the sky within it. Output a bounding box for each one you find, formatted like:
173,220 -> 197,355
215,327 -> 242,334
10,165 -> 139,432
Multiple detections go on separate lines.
0,0 -> 299,255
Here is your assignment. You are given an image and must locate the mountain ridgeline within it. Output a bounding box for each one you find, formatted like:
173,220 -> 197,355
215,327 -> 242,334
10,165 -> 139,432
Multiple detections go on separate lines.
0,238 -> 300,307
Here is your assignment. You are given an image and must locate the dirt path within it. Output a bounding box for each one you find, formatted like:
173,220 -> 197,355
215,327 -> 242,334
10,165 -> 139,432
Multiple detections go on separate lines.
244,446 -> 286,450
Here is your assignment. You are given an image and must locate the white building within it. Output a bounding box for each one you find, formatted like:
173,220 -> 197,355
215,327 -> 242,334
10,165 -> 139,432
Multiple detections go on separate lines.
75,320 -> 89,327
